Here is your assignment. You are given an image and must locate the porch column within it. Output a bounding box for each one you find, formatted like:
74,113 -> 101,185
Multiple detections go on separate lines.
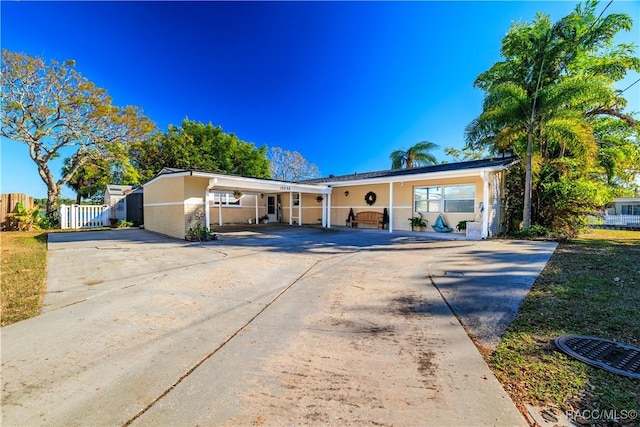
481,171 -> 489,238
389,181 -> 394,233
321,196 -> 327,227
255,195 -> 259,224
289,191 -> 293,226
327,192 -> 332,228
218,194 -> 223,226
205,178 -> 216,228
298,192 -> 302,226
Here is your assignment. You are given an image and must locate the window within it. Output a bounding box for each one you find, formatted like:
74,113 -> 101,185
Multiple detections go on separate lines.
444,185 -> 475,213
621,204 -> 640,215
212,193 -> 241,207
414,185 -> 475,214
292,193 -> 300,206
414,187 -> 441,213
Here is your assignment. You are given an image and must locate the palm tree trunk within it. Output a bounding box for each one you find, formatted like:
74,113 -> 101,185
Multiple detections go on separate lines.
523,129 -> 533,229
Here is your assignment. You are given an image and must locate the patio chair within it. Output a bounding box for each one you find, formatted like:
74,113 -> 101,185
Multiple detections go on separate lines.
432,215 -> 453,233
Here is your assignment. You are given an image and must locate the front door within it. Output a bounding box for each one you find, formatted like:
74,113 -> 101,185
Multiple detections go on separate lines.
267,195 -> 277,222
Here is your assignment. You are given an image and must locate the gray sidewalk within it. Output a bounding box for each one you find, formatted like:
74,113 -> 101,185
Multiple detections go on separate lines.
1,227 -> 556,426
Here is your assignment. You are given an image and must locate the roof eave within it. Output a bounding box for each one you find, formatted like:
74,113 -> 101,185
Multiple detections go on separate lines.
323,164 -> 511,187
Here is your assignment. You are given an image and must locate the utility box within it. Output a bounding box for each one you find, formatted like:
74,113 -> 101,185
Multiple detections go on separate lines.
466,222 -> 483,240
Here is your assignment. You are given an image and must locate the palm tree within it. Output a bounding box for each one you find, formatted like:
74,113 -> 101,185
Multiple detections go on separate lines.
390,141 -> 439,169
466,1 -> 639,230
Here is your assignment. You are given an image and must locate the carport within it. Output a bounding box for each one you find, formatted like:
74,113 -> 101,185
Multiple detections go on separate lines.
142,168 -> 333,239
200,172 -> 333,227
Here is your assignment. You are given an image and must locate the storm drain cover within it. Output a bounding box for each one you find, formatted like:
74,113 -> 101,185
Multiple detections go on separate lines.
555,335 -> 640,379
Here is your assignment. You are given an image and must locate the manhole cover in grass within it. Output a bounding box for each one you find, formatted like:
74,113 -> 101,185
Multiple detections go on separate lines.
555,335 -> 640,379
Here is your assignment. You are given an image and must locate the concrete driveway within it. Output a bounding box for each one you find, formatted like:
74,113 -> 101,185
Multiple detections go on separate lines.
1,226 -> 557,426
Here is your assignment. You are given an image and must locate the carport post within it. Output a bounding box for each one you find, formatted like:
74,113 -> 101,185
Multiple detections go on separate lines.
206,178 -> 217,229
389,181 -> 393,233
289,192 -> 293,226
327,192 -> 331,228
321,197 -> 327,227
481,171 -> 489,238
255,195 -> 259,224
298,192 -> 302,226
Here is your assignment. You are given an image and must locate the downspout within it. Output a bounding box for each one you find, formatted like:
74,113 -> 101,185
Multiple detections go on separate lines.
205,178 -> 217,229
481,171 -> 489,238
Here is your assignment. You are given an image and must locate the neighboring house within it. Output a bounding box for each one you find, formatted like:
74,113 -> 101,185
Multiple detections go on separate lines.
607,197 -> 640,216
104,185 -> 133,221
142,157 -> 518,240
104,185 -> 144,224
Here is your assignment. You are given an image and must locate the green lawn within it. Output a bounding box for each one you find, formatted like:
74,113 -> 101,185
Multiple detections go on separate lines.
491,229 -> 640,422
1,231 -> 48,326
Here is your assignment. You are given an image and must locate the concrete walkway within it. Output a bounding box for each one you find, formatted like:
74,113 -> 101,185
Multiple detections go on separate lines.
1,226 -> 556,426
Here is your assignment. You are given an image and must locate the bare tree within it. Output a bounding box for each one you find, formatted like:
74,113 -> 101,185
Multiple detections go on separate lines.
1,49 -> 155,213
268,147 -> 320,181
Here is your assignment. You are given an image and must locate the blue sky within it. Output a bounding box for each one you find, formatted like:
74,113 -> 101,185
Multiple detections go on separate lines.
2,1 -> 639,199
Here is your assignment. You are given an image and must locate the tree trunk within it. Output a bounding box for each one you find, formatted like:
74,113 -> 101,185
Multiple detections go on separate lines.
523,129 -> 533,230
46,186 -> 60,216
35,160 -> 60,215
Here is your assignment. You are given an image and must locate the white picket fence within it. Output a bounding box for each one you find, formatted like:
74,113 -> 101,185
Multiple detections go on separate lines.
589,214 -> 640,226
59,204 -> 111,229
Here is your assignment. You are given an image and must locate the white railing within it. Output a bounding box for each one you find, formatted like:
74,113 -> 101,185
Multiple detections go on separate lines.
59,204 -> 111,229
589,214 -> 640,225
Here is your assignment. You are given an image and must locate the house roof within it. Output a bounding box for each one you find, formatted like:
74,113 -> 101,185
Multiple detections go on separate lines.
105,185 -> 135,196
144,156 -> 518,194
300,156 -> 519,185
145,168 -> 331,194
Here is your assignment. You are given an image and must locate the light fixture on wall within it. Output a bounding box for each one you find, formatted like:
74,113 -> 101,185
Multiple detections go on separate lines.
344,191 -> 349,197
260,193 -> 264,199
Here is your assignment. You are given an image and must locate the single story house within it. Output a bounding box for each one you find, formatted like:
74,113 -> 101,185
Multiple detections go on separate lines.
607,197 -> 640,216
142,156 -> 518,240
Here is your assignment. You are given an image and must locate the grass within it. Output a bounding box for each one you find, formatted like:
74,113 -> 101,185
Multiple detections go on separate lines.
1,231 -> 48,326
490,229 -> 640,423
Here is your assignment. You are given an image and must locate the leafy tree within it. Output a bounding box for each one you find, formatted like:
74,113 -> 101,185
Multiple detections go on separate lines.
593,117 -> 640,189
63,159 -> 109,204
131,119 -> 270,182
267,147 -> 321,181
63,146 -> 140,204
465,1 -> 639,234
0,50 -> 155,214
443,146 -> 489,162
390,141 -> 439,169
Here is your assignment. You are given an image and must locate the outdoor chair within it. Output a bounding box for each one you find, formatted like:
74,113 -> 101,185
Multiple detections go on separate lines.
432,215 -> 453,233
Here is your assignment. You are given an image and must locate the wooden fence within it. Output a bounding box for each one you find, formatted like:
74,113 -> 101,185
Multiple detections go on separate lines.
1,193 -> 35,231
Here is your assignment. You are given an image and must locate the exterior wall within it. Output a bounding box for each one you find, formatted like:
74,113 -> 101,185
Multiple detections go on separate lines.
328,176 -> 487,233
144,175 -> 187,239
145,204 -> 186,239
208,202 -> 268,225
330,183 -> 390,228
279,193 -> 324,225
